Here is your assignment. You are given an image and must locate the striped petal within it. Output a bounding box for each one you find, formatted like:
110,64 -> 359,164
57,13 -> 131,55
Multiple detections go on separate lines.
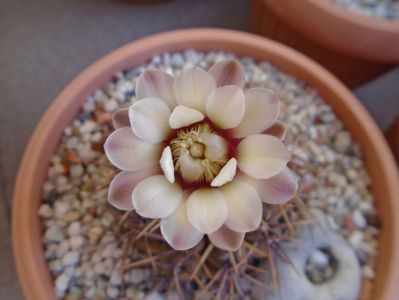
104,127 -> 161,171
161,197 -> 204,251
232,88 -> 280,138
132,175 -> 182,219
208,60 -> 245,88
108,168 -> 160,210
206,85 -> 245,129
220,179 -> 262,232
136,69 -> 176,109
112,108 -> 130,129
252,167 -> 298,204
186,188 -> 227,234
169,105 -> 205,129
129,97 -> 172,144
174,66 -> 216,113
208,225 -> 245,251
263,121 -> 287,140
237,134 -> 290,179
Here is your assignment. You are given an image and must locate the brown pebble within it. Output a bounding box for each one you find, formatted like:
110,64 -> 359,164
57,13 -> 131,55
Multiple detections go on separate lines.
343,213 -> 356,230
96,112 -> 112,125
65,150 -> 81,164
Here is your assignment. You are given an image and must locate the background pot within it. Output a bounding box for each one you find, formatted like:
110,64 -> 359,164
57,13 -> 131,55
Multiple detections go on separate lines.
251,0 -> 399,87
12,28 -> 399,300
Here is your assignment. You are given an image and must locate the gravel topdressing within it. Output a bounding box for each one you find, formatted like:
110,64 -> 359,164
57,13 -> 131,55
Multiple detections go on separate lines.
39,50 -> 379,300
331,0 -> 399,19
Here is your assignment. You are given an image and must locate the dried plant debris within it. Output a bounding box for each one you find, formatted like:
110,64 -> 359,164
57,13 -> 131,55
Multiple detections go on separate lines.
39,50 -> 378,299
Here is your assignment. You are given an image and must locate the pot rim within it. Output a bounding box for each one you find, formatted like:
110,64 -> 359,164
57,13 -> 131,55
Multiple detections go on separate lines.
12,28 -> 399,300
306,0 -> 399,33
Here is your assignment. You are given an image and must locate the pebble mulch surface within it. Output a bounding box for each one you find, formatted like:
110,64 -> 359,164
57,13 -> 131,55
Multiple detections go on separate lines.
330,0 -> 399,19
39,50 -> 379,299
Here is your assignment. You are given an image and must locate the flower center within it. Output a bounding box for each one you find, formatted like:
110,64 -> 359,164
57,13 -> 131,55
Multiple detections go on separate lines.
170,123 -> 229,184
189,142 -> 205,159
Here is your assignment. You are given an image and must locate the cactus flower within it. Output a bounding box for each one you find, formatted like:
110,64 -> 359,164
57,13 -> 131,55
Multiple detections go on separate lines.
104,60 -> 298,251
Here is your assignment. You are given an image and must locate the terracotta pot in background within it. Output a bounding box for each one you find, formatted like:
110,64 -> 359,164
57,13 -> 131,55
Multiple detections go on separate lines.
251,0 -> 399,88
12,28 -> 399,300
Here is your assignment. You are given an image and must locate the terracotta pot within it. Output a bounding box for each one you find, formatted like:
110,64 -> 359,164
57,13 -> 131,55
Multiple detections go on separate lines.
12,28 -> 399,300
251,0 -> 399,87
386,117 -> 399,163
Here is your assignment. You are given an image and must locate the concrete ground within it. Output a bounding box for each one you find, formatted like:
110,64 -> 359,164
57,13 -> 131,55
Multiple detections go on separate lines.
0,0 -> 398,299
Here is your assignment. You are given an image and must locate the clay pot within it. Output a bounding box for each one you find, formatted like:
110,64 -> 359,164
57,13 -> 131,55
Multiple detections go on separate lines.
12,29 -> 399,299
251,0 -> 399,87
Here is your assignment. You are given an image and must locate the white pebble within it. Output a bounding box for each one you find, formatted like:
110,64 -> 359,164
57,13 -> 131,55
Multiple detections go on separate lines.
62,251 -> 80,266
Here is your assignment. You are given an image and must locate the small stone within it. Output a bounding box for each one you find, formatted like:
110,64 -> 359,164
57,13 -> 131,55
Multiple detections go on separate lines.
69,235 -> 84,250
44,226 -> 64,242
64,210 -> 80,222
129,268 -> 151,284
145,292 -> 164,300
79,120 -> 97,134
104,99 -> 119,112
62,251 -> 80,266
352,209 -> 367,229
126,287 -> 144,299
55,272 -> 71,295
70,164 -> 84,179
67,222 -> 81,236
106,286 -> 119,299
110,269 -> 122,285
54,201 -> 70,218
88,226 -> 103,242
349,230 -> 363,248
38,204 -> 53,218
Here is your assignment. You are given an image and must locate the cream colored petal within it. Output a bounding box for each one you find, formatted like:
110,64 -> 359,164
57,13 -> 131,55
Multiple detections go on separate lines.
168,105 -> 205,129
160,197 -> 204,251
220,179 -> 262,232
206,85 -> 245,129
178,151 -> 204,183
104,127 -> 161,171
208,60 -> 245,88
186,188 -> 227,234
211,158 -> 237,187
129,97 -> 172,144
112,108 -> 130,129
136,69 -> 176,109
237,134 -> 290,179
132,175 -> 182,219
199,132 -> 228,161
263,121 -> 287,140
108,168 -> 160,210
232,88 -> 280,138
253,167 -> 298,204
173,66 -> 216,113
160,146 -> 175,183
208,225 -> 245,251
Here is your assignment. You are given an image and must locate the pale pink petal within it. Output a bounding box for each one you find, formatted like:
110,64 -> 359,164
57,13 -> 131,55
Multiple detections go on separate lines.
199,132 -> 228,161
253,167 -> 298,204
178,152 -> 204,183
104,127 -> 161,171
220,179 -> 262,232
108,168 -> 160,210
112,108 -> 130,129
232,88 -> 280,138
168,105 -> 205,129
160,146 -> 175,183
208,60 -> 245,88
160,197 -> 204,251
237,134 -> 290,179
211,158 -> 237,187
206,85 -> 245,129
173,66 -> 216,113
186,188 -> 227,234
136,69 -> 176,109
129,97 -> 172,144
132,175 -> 182,218
263,121 -> 287,140
208,225 -> 245,251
